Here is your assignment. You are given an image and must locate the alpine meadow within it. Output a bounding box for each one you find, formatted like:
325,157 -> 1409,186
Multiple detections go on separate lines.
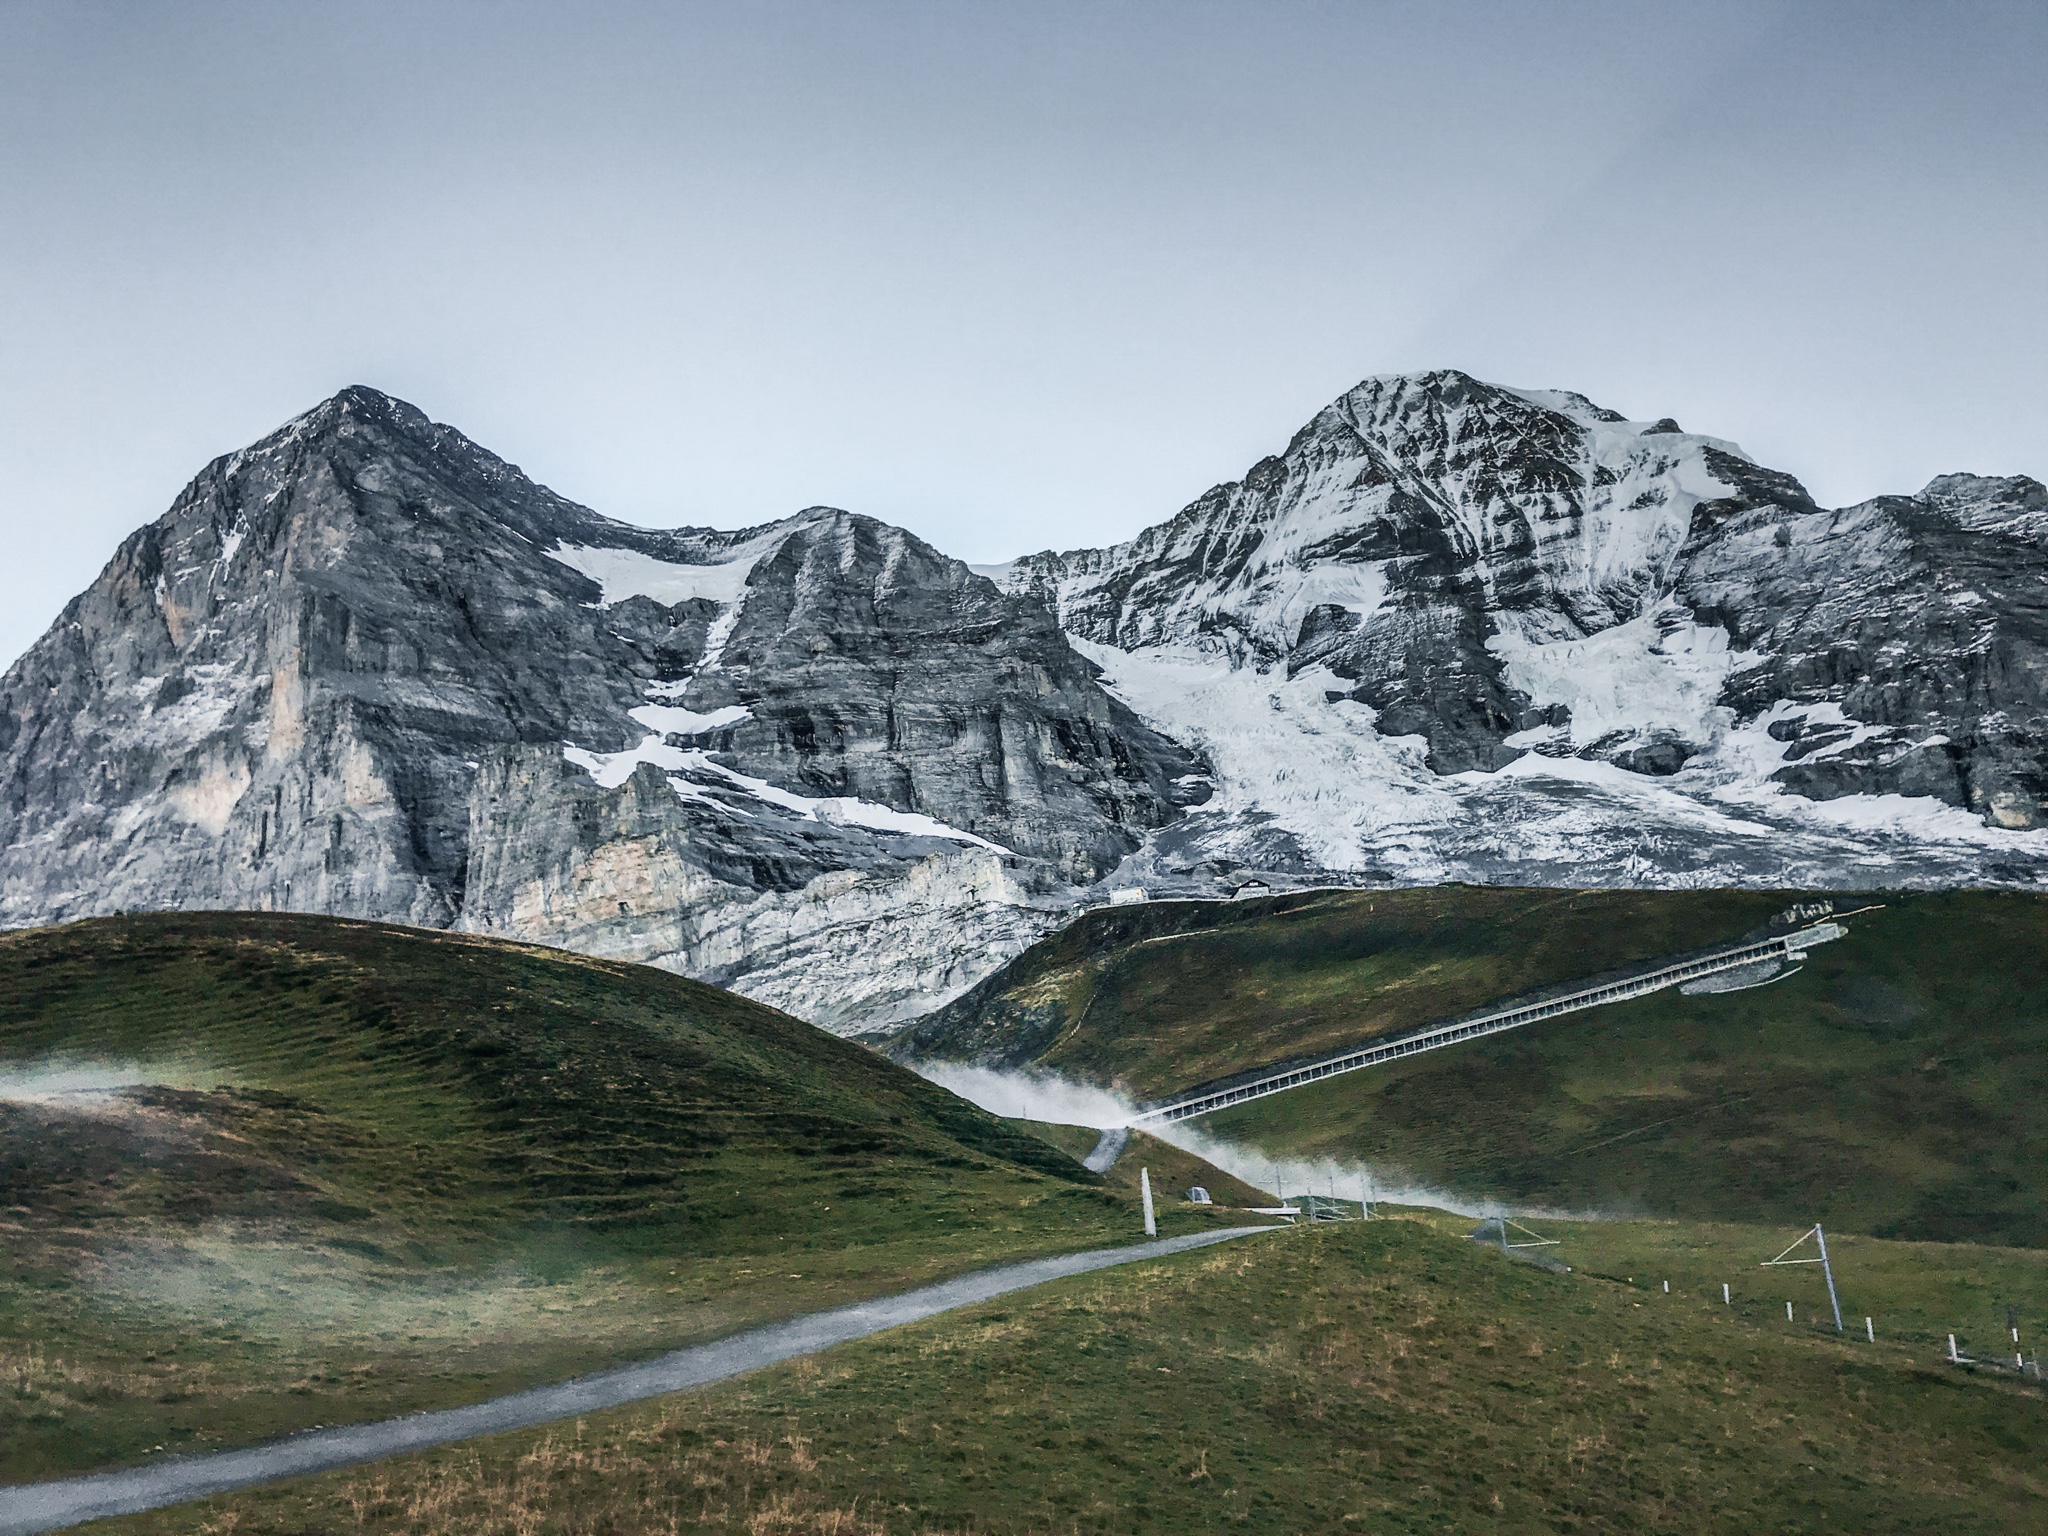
3,5 -> 2046,1528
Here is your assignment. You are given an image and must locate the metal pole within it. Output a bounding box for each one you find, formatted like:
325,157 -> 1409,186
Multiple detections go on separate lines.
1814,1225 -> 1844,1332
1141,1168 -> 1156,1237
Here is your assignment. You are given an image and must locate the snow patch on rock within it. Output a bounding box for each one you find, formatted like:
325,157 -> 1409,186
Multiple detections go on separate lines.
550,518 -> 797,600
560,736 -> 1011,852
665,750 -> 1012,851
627,703 -> 752,736
1079,631 -> 2048,891
1489,601 -> 1739,750
214,522 -> 246,579
1073,637 -> 1460,877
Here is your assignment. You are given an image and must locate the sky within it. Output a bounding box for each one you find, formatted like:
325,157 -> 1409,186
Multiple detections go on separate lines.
1,0 -> 2043,667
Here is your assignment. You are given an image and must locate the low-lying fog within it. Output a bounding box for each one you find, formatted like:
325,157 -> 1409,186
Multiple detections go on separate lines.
86,1230 -> 681,1346
0,1058 -> 159,1104
912,1060 -> 1608,1222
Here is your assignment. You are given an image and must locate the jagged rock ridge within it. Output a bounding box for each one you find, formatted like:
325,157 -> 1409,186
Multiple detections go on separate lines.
986,373 -> 2046,894
1,375 -> 2043,1031
0,388 -> 1196,1026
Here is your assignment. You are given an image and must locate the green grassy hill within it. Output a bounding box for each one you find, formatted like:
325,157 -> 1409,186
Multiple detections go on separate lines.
889,888 -> 2048,1244
0,912 -> 1239,1479
110,1215 -> 2048,1536
887,886 -> 1802,1093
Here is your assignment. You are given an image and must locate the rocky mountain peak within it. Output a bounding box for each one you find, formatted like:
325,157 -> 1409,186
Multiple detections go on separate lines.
1917,472 -> 2048,540
998,370 -> 1819,773
0,389 -> 1202,1026
999,371 -> 2044,841
1,376 -> 2041,1037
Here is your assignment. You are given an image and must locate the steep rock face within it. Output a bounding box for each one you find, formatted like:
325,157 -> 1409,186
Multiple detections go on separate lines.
991,373 -> 2047,883
1680,478 -> 2047,828
646,509 -> 1197,884
0,388 -> 1194,1026
0,386 -> 621,930
1006,374 -> 1804,774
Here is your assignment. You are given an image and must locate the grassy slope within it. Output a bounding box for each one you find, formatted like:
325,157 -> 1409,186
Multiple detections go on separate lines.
894,889 -> 2048,1245
886,886 -> 1800,1095
1456,1211 -> 2048,1360
0,913 -> 1232,1480
112,1216 -> 2048,1536
1014,1122 -> 1273,1209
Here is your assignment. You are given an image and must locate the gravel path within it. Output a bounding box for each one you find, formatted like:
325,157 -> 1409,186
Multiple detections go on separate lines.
1082,1125 -> 1130,1171
1,1225 -> 1273,1535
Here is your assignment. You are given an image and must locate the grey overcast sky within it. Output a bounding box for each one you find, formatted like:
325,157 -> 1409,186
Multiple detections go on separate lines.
2,0 -> 2043,666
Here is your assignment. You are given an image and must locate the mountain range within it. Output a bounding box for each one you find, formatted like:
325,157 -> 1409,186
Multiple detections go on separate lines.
2,372 -> 2042,1029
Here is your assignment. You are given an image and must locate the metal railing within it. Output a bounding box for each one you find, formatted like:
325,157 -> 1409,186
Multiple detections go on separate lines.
1128,924 -> 1844,1126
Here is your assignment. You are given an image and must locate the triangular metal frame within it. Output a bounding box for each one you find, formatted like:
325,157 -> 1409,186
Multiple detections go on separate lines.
1761,1223 -> 1844,1332
1474,1215 -> 1559,1248
1763,1227 -> 1824,1266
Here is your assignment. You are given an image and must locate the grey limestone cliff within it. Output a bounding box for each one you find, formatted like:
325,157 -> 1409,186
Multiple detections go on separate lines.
0,388 -> 1195,1026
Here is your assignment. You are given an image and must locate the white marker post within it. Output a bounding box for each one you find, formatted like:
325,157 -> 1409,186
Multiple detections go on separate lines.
1866,1317 -> 1875,1343
1723,1284 -> 1730,1305
1141,1167 -> 1156,1237
1787,1301 -> 1795,1322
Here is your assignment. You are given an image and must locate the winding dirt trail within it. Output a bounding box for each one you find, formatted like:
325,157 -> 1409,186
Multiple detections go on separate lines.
1,1226 -> 1273,1535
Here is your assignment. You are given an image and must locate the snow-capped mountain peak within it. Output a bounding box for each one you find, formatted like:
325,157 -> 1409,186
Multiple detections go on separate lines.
0,373 -> 2040,1035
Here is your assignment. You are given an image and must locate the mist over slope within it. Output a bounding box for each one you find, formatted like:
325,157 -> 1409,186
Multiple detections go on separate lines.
0,910 -> 1244,1478
891,886 -> 2048,1245
0,910 -> 1093,1248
